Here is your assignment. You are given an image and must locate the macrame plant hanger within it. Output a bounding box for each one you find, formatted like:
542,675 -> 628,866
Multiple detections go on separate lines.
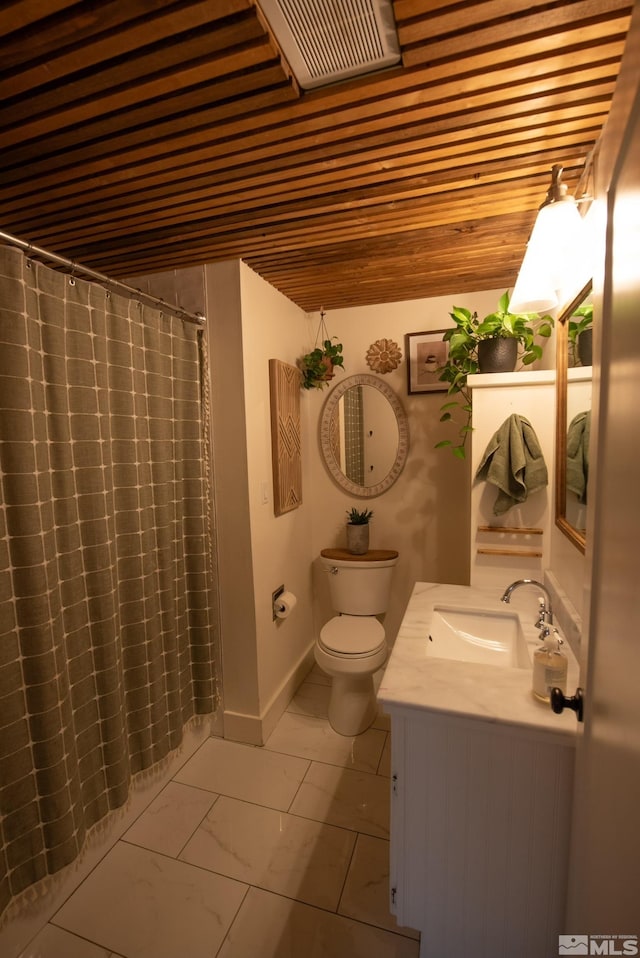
314,307 -> 330,351
313,308 -> 334,381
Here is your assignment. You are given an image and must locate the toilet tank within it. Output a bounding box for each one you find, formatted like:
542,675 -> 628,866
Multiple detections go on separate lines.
320,549 -> 399,615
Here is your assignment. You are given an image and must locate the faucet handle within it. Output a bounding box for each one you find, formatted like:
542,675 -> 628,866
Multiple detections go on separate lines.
534,596 -> 552,629
538,624 -> 562,645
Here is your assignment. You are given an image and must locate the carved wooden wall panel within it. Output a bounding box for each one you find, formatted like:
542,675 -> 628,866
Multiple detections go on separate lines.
269,359 -> 302,516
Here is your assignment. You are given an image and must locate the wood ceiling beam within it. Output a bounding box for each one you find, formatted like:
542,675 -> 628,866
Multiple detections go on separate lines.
7,122 -> 602,237
2,110 -> 606,226
2,38 -> 281,145
0,21 -> 624,170
4,17 -> 268,124
0,0 -> 80,38
16,147 -> 593,248
397,1 -> 632,66
0,56 -> 618,194
54,181 -> 545,271
248,222 -> 561,274
1,0 -> 252,74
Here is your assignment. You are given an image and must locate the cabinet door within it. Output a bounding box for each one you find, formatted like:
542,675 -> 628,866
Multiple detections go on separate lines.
389,709 -> 574,958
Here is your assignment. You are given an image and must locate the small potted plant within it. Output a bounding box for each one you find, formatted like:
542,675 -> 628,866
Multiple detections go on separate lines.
568,303 -> 593,367
346,507 -> 373,555
436,291 -> 554,458
299,338 -> 345,390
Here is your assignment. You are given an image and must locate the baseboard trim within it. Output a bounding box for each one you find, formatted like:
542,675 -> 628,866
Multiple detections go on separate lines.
222,643 -> 315,745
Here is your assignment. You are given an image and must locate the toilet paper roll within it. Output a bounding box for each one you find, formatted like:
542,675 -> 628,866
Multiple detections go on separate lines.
274,591 -> 297,620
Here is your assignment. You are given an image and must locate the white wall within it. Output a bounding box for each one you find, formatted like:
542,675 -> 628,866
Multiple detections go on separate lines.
238,262 -> 318,737
203,261 -> 260,741
205,261 -> 316,744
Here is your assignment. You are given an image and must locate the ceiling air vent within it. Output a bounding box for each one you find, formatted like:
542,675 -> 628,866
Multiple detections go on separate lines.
259,0 -> 401,89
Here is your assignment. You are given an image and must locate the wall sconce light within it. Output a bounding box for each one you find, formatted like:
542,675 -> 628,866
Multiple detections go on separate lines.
510,164 -> 592,313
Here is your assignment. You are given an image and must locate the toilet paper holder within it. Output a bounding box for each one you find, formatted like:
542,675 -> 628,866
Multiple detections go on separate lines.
272,584 -> 297,621
272,584 -> 285,620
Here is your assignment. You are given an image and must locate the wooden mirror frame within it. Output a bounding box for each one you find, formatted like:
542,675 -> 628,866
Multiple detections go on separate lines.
555,280 -> 592,554
319,374 -> 409,498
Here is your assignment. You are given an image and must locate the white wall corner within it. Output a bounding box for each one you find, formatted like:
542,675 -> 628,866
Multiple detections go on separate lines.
223,644 -> 316,745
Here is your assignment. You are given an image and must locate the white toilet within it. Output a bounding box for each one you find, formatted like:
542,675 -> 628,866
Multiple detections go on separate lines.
315,547 -> 399,736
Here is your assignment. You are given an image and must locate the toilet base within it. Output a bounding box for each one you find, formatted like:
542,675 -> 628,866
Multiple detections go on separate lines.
314,633 -> 387,738
327,673 -> 378,736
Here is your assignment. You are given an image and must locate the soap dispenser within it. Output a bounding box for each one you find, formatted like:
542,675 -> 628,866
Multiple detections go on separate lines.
532,629 -> 568,703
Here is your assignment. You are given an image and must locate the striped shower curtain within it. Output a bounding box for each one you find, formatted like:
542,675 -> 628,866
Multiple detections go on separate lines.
0,245 -> 219,918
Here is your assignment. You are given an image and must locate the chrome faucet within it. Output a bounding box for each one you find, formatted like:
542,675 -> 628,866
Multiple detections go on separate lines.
501,578 -> 553,637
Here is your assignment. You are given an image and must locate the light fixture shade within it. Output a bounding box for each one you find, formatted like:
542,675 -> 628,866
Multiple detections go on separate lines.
510,198 -> 586,313
508,218 -> 559,313
562,199 -> 600,299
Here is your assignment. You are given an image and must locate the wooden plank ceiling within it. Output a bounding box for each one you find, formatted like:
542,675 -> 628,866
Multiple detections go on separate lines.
0,0 -> 632,311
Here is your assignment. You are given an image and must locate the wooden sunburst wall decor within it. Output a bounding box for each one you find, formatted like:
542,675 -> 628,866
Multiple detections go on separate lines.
366,338 -> 402,373
269,359 -> 303,515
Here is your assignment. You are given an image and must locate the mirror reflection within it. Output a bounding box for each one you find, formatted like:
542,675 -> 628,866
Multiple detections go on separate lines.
320,374 -> 409,498
332,385 -> 399,487
555,281 -> 593,552
565,396 -> 591,535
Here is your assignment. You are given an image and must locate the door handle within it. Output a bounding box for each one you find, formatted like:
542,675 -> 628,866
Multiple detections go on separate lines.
550,686 -> 584,723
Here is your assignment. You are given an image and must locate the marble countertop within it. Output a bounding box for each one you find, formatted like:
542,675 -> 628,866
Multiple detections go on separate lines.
377,581 -> 580,745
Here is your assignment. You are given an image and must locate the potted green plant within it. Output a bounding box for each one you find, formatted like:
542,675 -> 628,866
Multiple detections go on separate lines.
299,338 -> 345,390
568,303 -> 593,367
436,291 -> 554,459
346,507 -> 373,555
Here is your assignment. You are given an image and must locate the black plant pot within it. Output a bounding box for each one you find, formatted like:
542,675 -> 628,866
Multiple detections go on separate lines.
577,328 -> 593,367
477,337 -> 518,373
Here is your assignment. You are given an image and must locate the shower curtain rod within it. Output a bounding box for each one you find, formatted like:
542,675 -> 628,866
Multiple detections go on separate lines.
0,229 -> 206,326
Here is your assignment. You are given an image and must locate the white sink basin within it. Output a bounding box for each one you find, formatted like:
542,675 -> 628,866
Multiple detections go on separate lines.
427,606 -> 531,669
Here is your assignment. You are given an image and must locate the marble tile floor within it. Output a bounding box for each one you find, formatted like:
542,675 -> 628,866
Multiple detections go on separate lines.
12,667 -> 420,958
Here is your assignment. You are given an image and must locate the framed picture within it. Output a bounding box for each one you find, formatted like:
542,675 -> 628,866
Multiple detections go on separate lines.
405,329 -> 450,394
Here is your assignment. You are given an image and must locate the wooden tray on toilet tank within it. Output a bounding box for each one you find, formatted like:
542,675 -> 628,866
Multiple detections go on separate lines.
321,549 -> 399,562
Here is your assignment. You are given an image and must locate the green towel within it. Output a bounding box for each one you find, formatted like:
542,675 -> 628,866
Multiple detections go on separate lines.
566,410 -> 590,504
475,414 -> 548,516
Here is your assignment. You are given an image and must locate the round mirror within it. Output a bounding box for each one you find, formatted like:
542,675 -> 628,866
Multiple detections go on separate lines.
319,374 -> 409,497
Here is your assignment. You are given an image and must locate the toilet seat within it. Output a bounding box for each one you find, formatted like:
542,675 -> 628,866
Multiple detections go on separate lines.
319,615 -> 385,656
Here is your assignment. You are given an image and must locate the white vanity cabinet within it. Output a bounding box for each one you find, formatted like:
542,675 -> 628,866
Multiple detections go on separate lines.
386,705 -> 575,958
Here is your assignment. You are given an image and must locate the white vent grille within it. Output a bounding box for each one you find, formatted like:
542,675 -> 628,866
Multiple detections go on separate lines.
259,0 -> 401,89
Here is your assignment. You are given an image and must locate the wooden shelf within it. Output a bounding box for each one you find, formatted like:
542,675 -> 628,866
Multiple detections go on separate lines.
477,547 -> 543,557
320,548 -> 399,562
477,526 -> 543,535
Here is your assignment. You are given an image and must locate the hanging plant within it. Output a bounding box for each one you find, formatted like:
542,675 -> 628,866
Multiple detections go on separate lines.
299,310 -> 345,390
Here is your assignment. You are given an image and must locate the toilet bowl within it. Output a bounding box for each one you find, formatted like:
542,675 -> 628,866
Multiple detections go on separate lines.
315,548 -> 399,736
